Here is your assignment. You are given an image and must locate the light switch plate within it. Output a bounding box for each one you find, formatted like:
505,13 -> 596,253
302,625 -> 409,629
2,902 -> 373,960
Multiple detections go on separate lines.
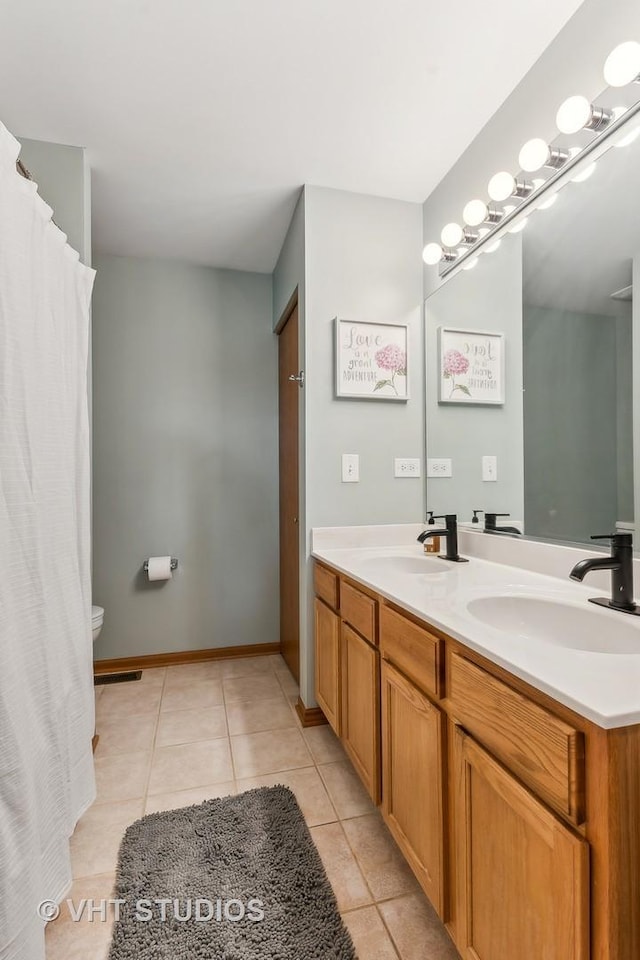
342,453 -> 360,482
482,455 -> 498,481
427,458 -> 453,478
394,458 -> 421,478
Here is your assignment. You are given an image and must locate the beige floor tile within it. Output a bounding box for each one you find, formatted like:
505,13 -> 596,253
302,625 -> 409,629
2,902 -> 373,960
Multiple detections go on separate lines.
318,761 -> 376,819
94,715 -> 157,757
236,766 -> 337,827
276,668 -> 299,697
145,781 -> 237,814
164,660 -> 224,681
161,679 -> 224,711
310,822 -> 371,912
70,800 -> 143,879
94,752 -> 151,803
137,667 -> 167,687
220,655 -> 276,678
226,695 -> 296,735
156,705 -> 228,746
148,738 -> 234,794
379,894 -> 461,960
342,905 -> 400,959
303,724 -> 346,764
96,682 -> 162,719
45,873 -> 116,960
222,674 -> 283,703
343,813 -> 419,901
230,727 -> 313,778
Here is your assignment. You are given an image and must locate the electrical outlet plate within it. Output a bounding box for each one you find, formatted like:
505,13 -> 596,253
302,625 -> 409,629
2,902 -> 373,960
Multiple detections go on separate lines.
482,455 -> 498,482
394,458 -> 421,478
342,453 -> 360,482
427,458 -> 452,478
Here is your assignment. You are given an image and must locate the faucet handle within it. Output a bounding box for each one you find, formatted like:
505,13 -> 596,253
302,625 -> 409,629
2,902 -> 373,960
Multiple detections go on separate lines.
426,511 -> 435,524
591,533 -> 633,545
471,510 -> 483,524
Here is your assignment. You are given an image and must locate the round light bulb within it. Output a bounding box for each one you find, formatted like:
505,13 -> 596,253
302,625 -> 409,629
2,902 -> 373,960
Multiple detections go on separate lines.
488,171 -> 515,202
441,222 -> 463,247
556,95 -> 592,134
463,199 -> 488,227
422,243 -> 443,266
604,41 -> 640,87
519,138 -> 550,172
572,161 -> 597,183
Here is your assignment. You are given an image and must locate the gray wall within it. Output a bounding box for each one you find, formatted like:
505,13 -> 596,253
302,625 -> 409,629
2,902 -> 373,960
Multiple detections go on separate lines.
92,255 -> 277,660
616,311 -> 634,524
523,305 -> 619,542
425,235 -> 524,522
301,185 -> 424,704
18,138 -> 91,264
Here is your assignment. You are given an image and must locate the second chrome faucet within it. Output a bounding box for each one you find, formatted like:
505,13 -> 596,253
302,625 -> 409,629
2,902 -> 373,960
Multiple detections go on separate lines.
418,514 -> 468,562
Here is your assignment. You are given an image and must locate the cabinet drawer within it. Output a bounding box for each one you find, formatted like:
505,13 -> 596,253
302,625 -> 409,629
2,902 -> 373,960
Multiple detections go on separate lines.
380,605 -> 441,699
314,563 -> 339,610
448,652 -> 585,823
341,580 -> 377,644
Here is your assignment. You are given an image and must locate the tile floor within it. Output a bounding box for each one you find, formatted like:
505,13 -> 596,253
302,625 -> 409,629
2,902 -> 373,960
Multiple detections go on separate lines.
45,655 -> 460,960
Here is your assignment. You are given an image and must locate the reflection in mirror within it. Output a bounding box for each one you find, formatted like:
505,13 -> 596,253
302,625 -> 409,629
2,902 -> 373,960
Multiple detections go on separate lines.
522,135 -> 636,545
425,113 -> 639,548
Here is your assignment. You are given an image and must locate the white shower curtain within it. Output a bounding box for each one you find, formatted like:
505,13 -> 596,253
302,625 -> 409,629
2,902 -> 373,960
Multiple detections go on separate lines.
0,122 -> 96,959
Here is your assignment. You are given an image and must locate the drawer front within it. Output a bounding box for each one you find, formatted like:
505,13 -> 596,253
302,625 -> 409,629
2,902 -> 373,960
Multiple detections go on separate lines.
448,652 -> 585,823
314,563 -> 339,611
341,580 -> 378,644
380,605 -> 441,699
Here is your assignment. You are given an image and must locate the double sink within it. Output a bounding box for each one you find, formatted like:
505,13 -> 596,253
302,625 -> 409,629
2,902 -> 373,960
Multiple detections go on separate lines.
356,552 -> 640,655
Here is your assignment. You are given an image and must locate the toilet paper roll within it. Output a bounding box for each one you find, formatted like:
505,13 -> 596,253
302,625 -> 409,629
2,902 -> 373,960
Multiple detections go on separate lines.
146,556 -> 173,581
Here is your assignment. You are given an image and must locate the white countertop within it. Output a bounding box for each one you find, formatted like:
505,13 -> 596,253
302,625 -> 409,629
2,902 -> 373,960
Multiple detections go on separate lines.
312,527 -> 640,729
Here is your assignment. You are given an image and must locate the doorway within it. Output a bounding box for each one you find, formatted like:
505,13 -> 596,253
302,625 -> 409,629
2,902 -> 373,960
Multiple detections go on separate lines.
277,296 -> 300,680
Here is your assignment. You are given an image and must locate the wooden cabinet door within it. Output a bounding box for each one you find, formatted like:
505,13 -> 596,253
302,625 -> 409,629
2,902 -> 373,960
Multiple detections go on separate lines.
381,660 -> 445,916
341,623 -> 380,803
454,727 -> 589,960
314,598 -> 341,735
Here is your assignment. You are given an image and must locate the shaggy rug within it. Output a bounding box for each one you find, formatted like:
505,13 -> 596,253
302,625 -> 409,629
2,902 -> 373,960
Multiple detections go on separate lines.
108,785 -> 356,959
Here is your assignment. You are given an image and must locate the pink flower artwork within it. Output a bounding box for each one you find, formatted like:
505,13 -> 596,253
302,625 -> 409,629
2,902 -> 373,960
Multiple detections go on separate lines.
374,343 -> 407,395
442,348 -> 471,399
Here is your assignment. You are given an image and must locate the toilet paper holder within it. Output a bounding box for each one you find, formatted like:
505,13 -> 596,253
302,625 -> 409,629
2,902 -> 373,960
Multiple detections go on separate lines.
143,558 -> 179,573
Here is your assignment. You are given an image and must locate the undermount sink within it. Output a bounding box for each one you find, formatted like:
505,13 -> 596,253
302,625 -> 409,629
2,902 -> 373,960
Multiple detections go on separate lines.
467,595 -> 640,654
358,555 -> 451,576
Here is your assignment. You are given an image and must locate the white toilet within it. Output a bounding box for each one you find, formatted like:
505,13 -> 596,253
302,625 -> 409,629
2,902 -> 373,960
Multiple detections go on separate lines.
92,605 -> 104,643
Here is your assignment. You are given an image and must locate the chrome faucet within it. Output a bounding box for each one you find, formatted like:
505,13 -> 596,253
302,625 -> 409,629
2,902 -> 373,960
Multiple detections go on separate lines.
569,533 -> 639,615
484,512 -> 522,536
417,514 -> 468,563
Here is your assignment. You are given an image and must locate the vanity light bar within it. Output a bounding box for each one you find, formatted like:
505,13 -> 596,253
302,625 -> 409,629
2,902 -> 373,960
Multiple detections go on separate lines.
422,38 -> 640,271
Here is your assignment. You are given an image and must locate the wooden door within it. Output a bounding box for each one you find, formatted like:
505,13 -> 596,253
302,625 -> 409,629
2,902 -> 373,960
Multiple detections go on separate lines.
278,304 -> 300,680
314,598 -> 341,734
341,623 -> 380,803
381,660 -> 445,915
454,727 -> 589,960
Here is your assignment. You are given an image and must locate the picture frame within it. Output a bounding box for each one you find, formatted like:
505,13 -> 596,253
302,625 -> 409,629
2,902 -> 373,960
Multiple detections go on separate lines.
437,327 -> 505,405
335,318 -> 409,401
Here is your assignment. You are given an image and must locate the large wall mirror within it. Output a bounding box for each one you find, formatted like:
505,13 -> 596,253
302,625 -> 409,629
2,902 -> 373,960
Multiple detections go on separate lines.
425,96 -> 640,548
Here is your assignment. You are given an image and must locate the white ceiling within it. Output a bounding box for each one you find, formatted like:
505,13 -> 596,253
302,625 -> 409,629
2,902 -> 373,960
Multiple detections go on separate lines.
0,0 -> 585,273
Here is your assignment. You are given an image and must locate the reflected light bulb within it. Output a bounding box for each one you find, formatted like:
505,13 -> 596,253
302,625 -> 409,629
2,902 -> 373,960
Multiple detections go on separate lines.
488,171 -> 515,202
422,243 -> 443,266
614,124 -> 640,148
509,218 -> 528,234
572,162 -> 597,183
485,239 -> 502,253
463,199 -> 488,226
441,222 -> 463,247
556,95 -> 593,134
604,41 -> 640,87
519,138 -> 550,172
538,193 -> 558,210
463,258 -> 479,271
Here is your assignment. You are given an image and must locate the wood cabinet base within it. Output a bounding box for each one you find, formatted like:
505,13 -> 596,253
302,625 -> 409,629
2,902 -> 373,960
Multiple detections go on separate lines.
295,698 -> 328,727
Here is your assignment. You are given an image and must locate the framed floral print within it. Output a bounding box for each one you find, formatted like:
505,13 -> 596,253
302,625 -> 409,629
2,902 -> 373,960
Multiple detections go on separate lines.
438,327 -> 504,405
335,319 -> 409,401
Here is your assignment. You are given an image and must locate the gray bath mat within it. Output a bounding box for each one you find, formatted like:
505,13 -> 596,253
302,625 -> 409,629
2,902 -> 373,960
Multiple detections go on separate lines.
108,785 -> 356,959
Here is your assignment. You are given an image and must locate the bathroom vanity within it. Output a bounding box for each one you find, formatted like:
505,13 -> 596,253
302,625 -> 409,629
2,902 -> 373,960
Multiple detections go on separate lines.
313,529 -> 640,960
